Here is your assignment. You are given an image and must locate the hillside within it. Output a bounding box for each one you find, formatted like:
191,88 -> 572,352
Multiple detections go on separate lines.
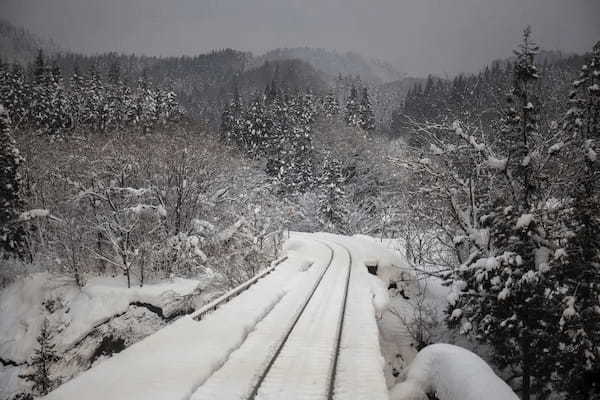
251,47 -> 404,84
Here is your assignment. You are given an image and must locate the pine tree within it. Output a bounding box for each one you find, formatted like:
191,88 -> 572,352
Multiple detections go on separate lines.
447,28 -> 553,400
19,319 -> 61,396
344,85 -> 360,127
318,152 -> 347,231
221,83 -> 243,143
108,60 -> 121,85
32,49 -> 45,85
549,40 -> 600,399
359,87 -> 375,131
322,92 -> 340,118
0,105 -> 27,258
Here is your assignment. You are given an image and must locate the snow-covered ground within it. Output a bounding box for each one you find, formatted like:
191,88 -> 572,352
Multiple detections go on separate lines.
0,272 -> 217,399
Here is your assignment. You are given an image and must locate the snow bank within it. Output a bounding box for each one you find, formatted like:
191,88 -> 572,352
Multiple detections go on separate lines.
0,274 -> 202,363
368,274 -> 390,317
62,276 -> 201,345
390,344 -> 518,400
353,235 -> 415,294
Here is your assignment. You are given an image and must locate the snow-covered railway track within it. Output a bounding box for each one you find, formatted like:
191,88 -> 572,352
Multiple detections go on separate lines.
250,240 -> 352,400
190,239 -> 353,400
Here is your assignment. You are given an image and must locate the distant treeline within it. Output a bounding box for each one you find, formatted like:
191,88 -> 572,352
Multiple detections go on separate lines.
0,50 -> 183,135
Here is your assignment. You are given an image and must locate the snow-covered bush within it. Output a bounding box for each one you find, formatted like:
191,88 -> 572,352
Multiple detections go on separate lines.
390,344 -> 519,400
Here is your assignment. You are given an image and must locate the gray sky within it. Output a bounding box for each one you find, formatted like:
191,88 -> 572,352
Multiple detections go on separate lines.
2,0 -> 599,76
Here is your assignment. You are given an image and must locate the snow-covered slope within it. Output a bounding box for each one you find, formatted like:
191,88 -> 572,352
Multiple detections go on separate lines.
0,273 -> 215,399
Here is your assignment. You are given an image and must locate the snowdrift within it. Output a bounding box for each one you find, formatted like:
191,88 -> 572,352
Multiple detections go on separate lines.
390,343 -> 518,400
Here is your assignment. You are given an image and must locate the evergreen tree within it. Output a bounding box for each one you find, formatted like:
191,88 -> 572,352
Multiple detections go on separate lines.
448,28 -> 553,400
108,60 -> 121,85
322,92 -> 340,118
19,319 -> 61,397
318,152 -> 347,231
344,85 -> 360,127
549,40 -> 600,399
32,49 -> 45,85
359,87 -> 375,131
0,105 -> 27,258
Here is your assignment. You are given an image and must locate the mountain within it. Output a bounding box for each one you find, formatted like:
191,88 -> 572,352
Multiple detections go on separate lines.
251,47 -> 404,84
0,19 -> 61,65
238,58 -> 328,96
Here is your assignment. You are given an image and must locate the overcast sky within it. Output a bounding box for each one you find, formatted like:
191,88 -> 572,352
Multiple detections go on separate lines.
2,0 -> 599,76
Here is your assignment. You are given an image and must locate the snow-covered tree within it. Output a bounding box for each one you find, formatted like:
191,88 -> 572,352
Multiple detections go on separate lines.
19,319 -> 61,396
548,40 -> 600,399
447,28 -> 557,400
345,85 -> 361,127
318,152 -> 347,231
396,28 -> 577,399
0,105 -> 27,258
359,87 -> 376,131
322,92 -> 340,118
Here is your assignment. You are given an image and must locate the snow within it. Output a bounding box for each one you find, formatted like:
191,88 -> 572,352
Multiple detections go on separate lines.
190,240 -> 333,400
390,344 -> 519,400
584,139 -> 597,162
515,213 -> 534,229
18,209 -> 50,221
0,274 -> 202,365
329,235 -> 390,400
252,240 -> 349,400
335,235 -> 417,399
535,247 -> 551,272
0,233 -> 516,400
486,156 -> 507,170
548,141 -> 564,154
44,236 -> 331,400
430,143 -> 444,155
560,296 -> 578,326
59,276 -> 201,347
129,203 -> 164,215
554,248 -> 567,260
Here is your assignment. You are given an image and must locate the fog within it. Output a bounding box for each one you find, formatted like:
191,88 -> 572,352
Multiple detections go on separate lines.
2,0 -> 599,75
